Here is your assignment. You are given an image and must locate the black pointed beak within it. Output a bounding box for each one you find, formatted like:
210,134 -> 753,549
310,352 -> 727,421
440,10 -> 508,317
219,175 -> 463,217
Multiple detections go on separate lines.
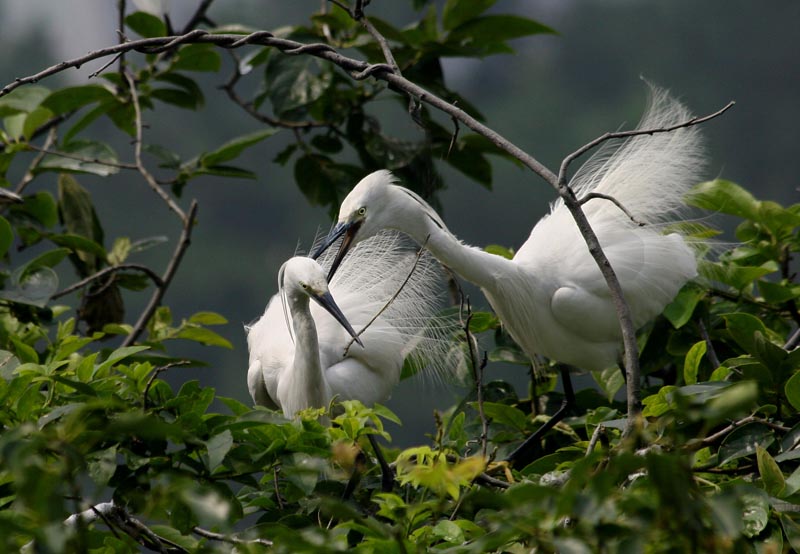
311,220 -> 362,282
311,290 -> 363,347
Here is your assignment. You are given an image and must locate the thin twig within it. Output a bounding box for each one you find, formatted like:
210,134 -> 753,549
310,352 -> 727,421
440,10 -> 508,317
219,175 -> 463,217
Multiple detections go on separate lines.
180,0 -> 216,34
586,424 -> 605,457
785,327 -> 800,351
89,52 -> 124,79
686,414 -> 791,451
53,263 -> 164,299
192,526 -> 273,547
579,192 -> 645,226
122,200 -> 198,347
143,360 -> 191,410
462,296 -> 489,458
697,319 -> 721,369
25,144 -> 138,170
222,55 -> 328,130
124,70 -> 187,220
117,1 -> 126,73
559,101 -> 736,181
342,236 -> 430,356
446,114 -> 460,159
14,128 -> 57,195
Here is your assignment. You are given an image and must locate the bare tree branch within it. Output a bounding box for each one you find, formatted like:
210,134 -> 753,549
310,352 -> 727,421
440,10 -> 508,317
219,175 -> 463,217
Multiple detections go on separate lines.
192,526 -> 273,547
462,296 -> 489,458
14,128 -> 57,195
122,200 -> 199,347
52,263 -> 164,299
180,0 -> 216,34
143,360 -> 191,409
124,71 -> 187,220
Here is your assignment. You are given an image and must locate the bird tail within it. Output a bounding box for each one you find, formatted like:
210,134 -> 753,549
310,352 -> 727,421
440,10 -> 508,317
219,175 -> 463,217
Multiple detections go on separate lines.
565,85 -> 705,227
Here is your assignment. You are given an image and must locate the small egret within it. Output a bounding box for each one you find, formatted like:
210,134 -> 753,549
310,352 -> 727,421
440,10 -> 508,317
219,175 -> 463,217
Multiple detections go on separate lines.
312,89 -> 704,466
246,231 -> 458,423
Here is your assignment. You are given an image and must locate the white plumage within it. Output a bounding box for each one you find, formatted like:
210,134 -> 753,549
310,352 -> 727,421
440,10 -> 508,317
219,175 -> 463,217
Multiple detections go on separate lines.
246,232 -> 458,417
316,88 -> 703,373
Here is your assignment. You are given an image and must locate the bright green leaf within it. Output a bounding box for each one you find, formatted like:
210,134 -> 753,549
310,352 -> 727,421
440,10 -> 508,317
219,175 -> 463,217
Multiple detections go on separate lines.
689,179 -> 760,221
683,341 -> 707,385
756,445 -> 785,496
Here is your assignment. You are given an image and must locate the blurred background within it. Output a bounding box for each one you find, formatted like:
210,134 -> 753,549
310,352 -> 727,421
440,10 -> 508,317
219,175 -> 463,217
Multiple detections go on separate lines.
1,0 -> 798,444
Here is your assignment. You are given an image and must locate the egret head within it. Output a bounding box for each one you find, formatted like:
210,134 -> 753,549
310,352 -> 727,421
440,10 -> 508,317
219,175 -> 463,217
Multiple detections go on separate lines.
312,170 -> 423,280
279,257 -> 363,347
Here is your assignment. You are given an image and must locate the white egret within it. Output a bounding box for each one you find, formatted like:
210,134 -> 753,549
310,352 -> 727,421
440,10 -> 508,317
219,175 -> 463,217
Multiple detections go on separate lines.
312,89 -> 704,466
246,232 -> 459,424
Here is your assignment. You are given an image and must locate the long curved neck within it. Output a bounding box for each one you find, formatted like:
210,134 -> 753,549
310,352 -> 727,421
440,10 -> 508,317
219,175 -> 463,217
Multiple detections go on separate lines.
391,188 -> 513,290
283,295 -> 328,416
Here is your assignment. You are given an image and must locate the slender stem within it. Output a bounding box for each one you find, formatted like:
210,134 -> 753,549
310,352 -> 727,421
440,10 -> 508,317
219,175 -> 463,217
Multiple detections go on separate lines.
122,200 -> 199,347
343,236 -> 429,355
463,297 -> 489,458
124,71 -> 187,220
181,0 -> 216,34
14,128 -> 57,195
192,526 -> 273,547
25,144 -> 137,170
52,263 -> 164,299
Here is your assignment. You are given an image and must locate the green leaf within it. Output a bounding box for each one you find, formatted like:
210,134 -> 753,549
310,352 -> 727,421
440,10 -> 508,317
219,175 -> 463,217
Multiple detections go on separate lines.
172,44 -> 222,72
758,280 -> 800,304
0,215 -> 13,257
723,313 -> 771,355
176,327 -> 233,349
94,345 -> 150,376
592,365 -> 624,402
38,140 -> 120,177
739,487 -> 770,538
19,248 -> 70,279
447,15 -> 556,48
785,371 -> 800,411
442,0 -> 497,31
205,429 -> 233,472
688,179 -> 760,221
200,129 -> 278,167
683,341 -> 707,385
125,11 -> 166,38
780,514 -> 800,551
10,336 -> 38,364
663,285 -> 704,328
188,312 -> 228,326
480,402 -> 528,431
756,445 -> 785,496
0,266 -> 58,307
718,423 -> 774,466
41,85 -> 114,116
17,190 -> 59,227
23,106 -> 54,141
49,233 -> 107,259
0,85 -> 50,114
263,55 -> 332,116
58,173 -> 104,271
468,311 -> 499,333
700,260 -> 775,291
151,88 -> 202,110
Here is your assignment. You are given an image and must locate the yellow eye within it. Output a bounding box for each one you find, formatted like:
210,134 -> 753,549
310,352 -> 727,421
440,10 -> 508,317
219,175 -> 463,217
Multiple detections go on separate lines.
357,207 -> 367,216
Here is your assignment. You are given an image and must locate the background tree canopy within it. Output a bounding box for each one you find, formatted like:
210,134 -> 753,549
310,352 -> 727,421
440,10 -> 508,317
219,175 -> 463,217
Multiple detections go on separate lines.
0,1 -> 799,552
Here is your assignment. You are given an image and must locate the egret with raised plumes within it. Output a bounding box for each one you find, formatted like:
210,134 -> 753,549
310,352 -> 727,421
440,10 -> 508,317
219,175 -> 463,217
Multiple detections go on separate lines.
312,89 -> 705,467
246,232 -> 458,419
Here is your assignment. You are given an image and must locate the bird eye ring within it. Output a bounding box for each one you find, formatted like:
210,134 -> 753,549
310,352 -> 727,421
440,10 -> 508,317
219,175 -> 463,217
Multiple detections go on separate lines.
300,283 -> 308,289
357,207 -> 367,216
